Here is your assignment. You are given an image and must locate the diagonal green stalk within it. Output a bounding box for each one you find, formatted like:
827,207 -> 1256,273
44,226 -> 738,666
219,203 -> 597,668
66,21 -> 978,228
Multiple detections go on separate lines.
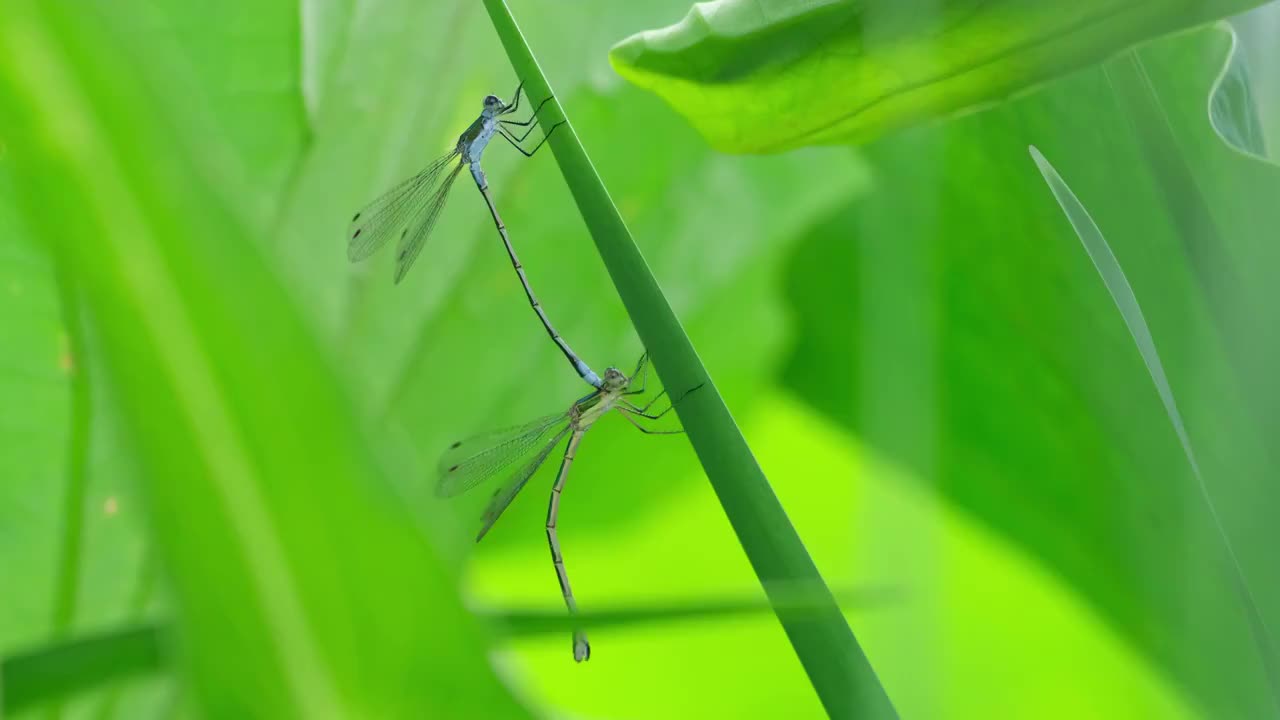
480,2 -> 896,716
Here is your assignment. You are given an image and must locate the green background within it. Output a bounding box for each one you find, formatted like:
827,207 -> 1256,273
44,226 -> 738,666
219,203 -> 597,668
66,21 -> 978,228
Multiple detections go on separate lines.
2,0 -> 1279,717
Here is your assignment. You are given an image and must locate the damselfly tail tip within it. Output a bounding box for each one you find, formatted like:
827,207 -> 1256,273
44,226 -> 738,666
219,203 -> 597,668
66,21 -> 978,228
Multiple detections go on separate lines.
573,636 -> 590,662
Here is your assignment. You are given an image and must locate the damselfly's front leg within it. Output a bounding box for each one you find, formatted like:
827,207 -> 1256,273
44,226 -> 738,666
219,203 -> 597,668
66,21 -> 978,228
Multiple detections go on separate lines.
624,389 -> 667,415
626,381 -> 704,416
500,95 -> 553,131
497,122 -> 564,158
616,382 -> 705,435
624,353 -> 650,396
617,408 -> 685,435
504,79 -> 526,115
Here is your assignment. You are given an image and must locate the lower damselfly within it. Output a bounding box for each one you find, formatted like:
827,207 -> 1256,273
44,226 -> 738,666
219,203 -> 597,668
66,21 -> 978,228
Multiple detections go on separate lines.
347,82 -> 606,388
437,353 -> 694,662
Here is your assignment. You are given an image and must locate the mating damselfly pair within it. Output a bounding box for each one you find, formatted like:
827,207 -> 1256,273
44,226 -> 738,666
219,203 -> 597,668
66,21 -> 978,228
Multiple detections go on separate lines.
347,81 -> 697,661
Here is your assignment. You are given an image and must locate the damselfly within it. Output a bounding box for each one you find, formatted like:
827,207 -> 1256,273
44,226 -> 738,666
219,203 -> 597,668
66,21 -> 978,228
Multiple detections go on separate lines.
437,353 -> 694,662
348,82 -> 605,387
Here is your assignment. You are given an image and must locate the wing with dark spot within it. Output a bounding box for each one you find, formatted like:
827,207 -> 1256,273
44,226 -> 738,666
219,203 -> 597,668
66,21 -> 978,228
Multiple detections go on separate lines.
435,411 -> 568,498
476,426 -> 571,542
347,150 -> 460,266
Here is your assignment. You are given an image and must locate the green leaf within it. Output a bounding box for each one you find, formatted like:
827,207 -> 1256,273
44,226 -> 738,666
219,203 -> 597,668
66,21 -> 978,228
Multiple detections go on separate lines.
610,0 -> 1271,153
0,166 -> 68,654
0,168 -> 160,716
1207,29 -> 1269,158
782,24 -> 1280,715
94,1 -> 310,227
0,1 -> 531,716
1230,4 -> 1280,156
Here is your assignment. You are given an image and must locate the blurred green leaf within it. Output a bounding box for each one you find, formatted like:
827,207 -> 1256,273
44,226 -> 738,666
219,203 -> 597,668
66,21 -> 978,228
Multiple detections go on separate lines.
610,0 -> 1270,153
1030,141 -> 1279,699
1230,3 -> 1280,156
1207,29 -> 1269,158
0,0 -> 531,716
0,166 -> 67,654
782,24 -> 1280,715
0,169 -> 160,715
92,1 -> 311,228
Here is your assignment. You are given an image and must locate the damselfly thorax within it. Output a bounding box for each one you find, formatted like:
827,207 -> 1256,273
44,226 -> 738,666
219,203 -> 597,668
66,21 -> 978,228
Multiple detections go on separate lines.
457,116 -> 499,167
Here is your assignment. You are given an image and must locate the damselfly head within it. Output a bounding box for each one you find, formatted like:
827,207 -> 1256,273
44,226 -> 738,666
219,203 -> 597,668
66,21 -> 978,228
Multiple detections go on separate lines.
601,367 -> 628,391
482,94 -> 505,117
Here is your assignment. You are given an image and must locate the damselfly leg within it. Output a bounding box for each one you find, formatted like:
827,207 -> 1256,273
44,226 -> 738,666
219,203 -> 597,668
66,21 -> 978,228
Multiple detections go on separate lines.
501,80 -> 525,116
546,430 -> 590,661
497,122 -> 564,157
500,97 -> 553,130
624,353 -> 651,395
617,353 -> 703,433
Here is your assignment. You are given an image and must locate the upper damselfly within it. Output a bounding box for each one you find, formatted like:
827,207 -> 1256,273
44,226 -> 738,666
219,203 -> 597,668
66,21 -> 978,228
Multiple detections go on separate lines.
347,82 -> 604,388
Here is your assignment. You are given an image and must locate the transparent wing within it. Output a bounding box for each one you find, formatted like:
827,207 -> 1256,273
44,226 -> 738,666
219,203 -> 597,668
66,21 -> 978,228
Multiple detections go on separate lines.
347,150 -> 460,263
436,411 -> 569,498
394,161 -> 465,284
476,426 -> 571,542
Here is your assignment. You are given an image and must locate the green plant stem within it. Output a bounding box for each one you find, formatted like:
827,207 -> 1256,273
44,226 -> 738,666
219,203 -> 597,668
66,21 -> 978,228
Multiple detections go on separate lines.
496,584 -> 905,636
479,2 -> 896,717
